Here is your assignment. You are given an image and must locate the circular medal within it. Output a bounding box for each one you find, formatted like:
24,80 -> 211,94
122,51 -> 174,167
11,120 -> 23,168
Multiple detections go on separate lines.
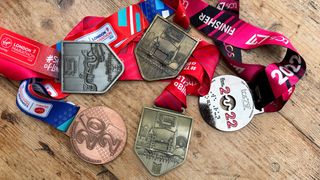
199,75 -> 256,131
70,106 -> 127,164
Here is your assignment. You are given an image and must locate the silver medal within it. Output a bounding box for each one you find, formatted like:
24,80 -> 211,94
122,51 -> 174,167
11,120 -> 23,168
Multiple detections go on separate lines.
199,75 -> 262,131
61,41 -> 124,94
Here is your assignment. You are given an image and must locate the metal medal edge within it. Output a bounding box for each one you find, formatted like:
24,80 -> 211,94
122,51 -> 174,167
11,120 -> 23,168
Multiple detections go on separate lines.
198,75 -> 256,132
134,15 -> 199,81
134,106 -> 193,176
61,41 -> 124,94
69,106 -> 127,165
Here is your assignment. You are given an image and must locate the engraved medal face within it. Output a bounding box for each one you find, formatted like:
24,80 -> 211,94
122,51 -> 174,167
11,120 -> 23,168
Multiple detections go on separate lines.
135,15 -> 198,81
70,106 -> 127,164
135,107 -> 193,176
61,41 -> 124,93
199,75 -> 256,131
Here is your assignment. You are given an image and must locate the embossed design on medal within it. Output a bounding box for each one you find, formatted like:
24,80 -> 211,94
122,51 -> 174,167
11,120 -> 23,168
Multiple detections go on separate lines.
135,107 -> 193,176
61,41 -> 124,94
135,15 -> 198,81
199,75 -> 258,131
80,43 -> 106,91
70,106 -> 127,164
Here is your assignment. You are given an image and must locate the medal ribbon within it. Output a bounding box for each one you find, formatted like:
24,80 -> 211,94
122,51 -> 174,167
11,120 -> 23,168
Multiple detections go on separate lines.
163,0 -> 306,112
1,0 -> 187,132
62,1 -> 174,80
16,79 -> 79,132
63,0 -> 220,112
0,27 -> 60,79
154,41 -> 219,112
0,27 -> 68,100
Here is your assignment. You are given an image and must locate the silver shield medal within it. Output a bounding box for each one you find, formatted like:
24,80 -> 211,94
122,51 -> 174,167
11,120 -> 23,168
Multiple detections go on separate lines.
135,15 -> 198,81
199,75 -> 262,131
61,41 -> 124,93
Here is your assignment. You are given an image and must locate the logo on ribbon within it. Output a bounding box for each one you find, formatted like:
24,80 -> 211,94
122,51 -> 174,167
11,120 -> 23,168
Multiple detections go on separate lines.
1,37 -> 13,49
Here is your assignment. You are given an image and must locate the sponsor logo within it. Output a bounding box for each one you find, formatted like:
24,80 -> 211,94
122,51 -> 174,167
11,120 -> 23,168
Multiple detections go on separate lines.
217,2 -> 238,11
1,37 -> 13,48
16,81 -> 53,118
76,23 -> 117,44
0,34 -> 39,65
231,64 -> 245,74
245,34 -> 270,45
241,89 -> 251,110
34,107 -> 45,114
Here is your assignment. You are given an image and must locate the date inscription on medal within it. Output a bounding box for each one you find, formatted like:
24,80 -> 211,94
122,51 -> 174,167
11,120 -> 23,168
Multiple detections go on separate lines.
70,106 -> 127,164
199,75 -> 256,131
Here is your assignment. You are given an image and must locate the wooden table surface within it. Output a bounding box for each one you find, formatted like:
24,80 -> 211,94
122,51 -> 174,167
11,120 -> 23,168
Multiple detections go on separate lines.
0,0 -> 319,179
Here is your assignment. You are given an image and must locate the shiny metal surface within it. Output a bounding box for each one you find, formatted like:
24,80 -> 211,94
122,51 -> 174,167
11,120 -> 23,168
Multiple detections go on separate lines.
199,75 -> 256,131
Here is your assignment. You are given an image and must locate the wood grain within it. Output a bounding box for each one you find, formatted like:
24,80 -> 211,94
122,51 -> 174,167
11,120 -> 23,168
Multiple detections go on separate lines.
0,0 -> 320,179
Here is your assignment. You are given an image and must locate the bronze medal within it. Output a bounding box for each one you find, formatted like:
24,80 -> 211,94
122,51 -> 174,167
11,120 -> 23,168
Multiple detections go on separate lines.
61,41 -> 124,94
70,106 -> 127,164
134,107 -> 193,176
135,15 -> 198,81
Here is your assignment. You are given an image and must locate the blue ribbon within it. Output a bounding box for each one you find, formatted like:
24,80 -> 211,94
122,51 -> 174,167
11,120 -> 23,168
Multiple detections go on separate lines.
16,79 -> 79,132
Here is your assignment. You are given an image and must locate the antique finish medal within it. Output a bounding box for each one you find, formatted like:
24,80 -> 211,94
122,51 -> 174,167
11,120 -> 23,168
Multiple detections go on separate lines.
135,15 -> 198,81
70,106 -> 127,164
199,75 -> 263,131
135,107 -> 193,176
61,41 -> 124,93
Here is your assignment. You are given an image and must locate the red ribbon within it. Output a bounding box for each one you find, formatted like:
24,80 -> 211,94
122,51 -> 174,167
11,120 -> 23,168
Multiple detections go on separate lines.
155,41 -> 219,112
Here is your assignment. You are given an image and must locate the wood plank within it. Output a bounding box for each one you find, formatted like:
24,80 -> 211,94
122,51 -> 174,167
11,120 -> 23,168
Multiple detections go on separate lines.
0,0 -> 319,179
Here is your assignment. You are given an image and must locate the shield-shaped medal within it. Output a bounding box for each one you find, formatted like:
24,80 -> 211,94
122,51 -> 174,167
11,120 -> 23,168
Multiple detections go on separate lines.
135,15 -> 198,81
135,107 -> 193,176
61,41 -> 124,93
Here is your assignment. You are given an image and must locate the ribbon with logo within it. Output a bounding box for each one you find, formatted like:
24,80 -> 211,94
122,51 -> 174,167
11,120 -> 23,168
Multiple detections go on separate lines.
62,0 -> 220,112
0,0 -> 219,132
163,0 -> 306,112
0,0 -> 307,132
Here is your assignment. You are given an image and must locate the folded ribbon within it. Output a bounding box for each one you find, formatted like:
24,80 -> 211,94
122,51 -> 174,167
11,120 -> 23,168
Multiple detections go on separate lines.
163,0 -> 307,112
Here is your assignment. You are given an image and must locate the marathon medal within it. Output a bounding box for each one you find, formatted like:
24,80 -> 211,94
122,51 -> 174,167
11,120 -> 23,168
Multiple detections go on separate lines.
134,107 -> 193,176
199,75 -> 263,131
69,106 -> 127,164
61,41 -> 124,93
135,15 -> 198,81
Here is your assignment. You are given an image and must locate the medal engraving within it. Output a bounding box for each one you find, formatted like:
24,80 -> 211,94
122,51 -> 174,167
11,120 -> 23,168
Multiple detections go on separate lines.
135,107 -> 193,176
199,75 -> 256,131
70,106 -> 127,164
74,115 -> 122,155
135,15 -> 198,81
61,41 -> 124,93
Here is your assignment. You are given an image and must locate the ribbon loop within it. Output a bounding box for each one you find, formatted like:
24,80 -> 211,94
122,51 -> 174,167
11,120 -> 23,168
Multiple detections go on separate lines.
162,0 -> 307,112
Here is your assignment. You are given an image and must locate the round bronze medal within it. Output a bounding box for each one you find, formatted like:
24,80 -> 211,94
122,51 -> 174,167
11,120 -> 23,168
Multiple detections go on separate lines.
70,106 -> 127,164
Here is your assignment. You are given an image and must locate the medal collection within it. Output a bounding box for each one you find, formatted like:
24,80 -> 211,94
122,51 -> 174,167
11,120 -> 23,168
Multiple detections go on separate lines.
0,0 -> 306,176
